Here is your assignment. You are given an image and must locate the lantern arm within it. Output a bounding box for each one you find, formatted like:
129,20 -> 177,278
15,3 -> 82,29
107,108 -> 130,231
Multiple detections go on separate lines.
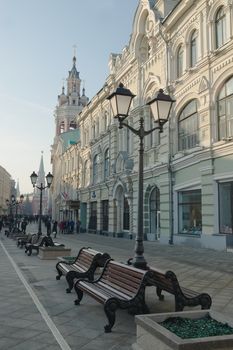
34,184 -> 48,191
119,120 -> 141,137
119,119 -> 163,139
144,124 -> 163,136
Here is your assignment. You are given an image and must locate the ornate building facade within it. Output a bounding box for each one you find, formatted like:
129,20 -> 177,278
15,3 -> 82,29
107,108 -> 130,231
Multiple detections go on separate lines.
51,56 -> 88,223
51,0 -> 233,250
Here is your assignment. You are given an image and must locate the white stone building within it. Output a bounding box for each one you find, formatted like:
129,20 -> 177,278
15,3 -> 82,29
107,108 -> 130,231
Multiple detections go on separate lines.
51,0 -> 233,250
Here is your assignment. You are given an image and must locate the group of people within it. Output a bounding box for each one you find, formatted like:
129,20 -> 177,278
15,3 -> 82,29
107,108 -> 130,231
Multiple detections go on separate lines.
0,215 -> 81,238
58,220 -> 75,234
0,216 -> 28,234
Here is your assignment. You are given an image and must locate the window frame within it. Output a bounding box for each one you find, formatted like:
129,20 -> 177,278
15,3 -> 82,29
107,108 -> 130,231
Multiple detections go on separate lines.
178,189 -> 202,235
217,77 -> 233,140
215,6 -> 226,49
93,155 -> 98,184
178,100 -> 199,151
190,30 -> 198,67
104,148 -> 110,179
177,45 -> 184,78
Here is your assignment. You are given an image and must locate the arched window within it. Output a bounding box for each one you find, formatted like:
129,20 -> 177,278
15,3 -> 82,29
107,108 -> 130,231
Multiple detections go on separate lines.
59,121 -> 65,134
83,160 -> 89,187
93,155 -> 98,184
177,45 -> 184,78
150,187 -> 160,238
215,6 -> 226,49
104,148 -> 110,179
178,100 -> 198,151
218,77 -> 233,140
69,120 -> 77,130
190,30 -> 197,67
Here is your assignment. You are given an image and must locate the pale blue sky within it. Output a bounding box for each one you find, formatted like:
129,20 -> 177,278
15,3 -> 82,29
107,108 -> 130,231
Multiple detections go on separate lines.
0,0 -> 138,193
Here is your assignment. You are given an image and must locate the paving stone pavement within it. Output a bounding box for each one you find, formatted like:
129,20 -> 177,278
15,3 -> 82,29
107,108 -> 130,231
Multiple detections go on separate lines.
1,223 -> 233,349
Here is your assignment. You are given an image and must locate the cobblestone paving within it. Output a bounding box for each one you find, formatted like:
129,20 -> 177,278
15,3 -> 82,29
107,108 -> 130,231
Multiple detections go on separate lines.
1,223 -> 233,349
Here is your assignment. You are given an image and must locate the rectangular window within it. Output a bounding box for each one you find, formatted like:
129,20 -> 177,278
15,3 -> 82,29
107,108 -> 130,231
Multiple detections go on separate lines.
178,189 -> 202,234
219,182 -> 233,234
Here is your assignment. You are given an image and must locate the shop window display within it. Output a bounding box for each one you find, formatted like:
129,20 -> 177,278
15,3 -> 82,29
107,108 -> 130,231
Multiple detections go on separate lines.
178,189 -> 202,234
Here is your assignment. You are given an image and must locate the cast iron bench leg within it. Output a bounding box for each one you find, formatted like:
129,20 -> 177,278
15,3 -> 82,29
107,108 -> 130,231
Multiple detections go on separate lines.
74,288 -> 84,305
104,299 -> 117,333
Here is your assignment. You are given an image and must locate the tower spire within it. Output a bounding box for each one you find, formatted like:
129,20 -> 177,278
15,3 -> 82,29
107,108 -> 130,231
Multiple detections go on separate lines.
37,151 -> 45,187
72,44 -> 77,68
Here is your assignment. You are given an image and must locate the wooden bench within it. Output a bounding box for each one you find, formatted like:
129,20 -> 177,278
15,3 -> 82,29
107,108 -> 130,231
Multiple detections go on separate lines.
74,260 -> 152,333
17,233 -> 35,248
146,266 -> 212,312
25,235 -> 64,256
56,247 -> 110,293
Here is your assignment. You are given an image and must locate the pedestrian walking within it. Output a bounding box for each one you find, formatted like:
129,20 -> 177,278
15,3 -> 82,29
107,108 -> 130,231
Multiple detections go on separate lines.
46,219 -> 51,236
52,220 -> 58,238
21,218 -> 28,234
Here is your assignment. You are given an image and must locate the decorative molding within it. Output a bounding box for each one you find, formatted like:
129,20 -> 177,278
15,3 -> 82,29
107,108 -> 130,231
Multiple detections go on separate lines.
199,76 -> 209,93
175,77 -> 201,98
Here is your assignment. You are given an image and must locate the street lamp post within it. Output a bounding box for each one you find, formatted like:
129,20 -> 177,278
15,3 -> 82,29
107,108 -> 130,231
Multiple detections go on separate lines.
6,194 -> 24,231
30,171 -> 53,235
6,195 -> 16,218
107,83 -> 175,269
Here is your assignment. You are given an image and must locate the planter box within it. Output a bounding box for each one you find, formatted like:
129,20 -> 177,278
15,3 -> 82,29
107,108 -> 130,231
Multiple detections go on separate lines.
132,310 -> 233,350
38,247 -> 71,260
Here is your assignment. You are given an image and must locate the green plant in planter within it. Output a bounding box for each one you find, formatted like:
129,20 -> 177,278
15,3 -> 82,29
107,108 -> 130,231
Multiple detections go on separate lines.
62,256 -> 76,263
159,315 -> 233,339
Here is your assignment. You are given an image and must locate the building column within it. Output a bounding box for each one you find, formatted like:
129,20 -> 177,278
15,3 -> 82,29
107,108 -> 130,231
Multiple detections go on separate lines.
200,165 -> 214,235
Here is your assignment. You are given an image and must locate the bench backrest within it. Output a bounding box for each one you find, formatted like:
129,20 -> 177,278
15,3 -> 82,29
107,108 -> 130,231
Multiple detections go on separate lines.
31,234 -> 39,244
73,247 -> 109,271
100,260 -> 148,298
75,248 -> 100,271
149,267 -> 177,293
34,235 -> 46,246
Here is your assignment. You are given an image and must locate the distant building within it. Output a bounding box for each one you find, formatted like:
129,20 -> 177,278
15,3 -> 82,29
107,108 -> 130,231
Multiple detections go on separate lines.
0,166 -> 12,215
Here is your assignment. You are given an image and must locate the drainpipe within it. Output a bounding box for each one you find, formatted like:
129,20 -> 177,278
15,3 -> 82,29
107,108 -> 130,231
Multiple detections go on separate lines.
158,21 -> 174,245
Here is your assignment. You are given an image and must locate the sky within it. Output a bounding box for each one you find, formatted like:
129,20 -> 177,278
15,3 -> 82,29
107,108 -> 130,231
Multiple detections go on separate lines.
0,0 -> 138,194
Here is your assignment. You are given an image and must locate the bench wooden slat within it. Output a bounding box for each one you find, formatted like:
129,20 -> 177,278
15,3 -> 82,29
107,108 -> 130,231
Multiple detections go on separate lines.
78,280 -> 131,302
101,274 -> 142,296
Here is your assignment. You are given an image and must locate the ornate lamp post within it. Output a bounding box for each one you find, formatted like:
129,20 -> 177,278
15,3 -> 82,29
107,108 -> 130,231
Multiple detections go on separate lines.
6,195 -> 16,218
30,171 -> 53,235
6,194 -> 24,231
15,195 -> 24,219
107,83 -> 175,269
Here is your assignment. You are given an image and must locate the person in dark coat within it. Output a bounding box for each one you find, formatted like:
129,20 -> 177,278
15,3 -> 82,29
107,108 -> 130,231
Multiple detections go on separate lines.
21,219 -> 28,234
52,220 -> 58,238
46,219 -> 51,236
